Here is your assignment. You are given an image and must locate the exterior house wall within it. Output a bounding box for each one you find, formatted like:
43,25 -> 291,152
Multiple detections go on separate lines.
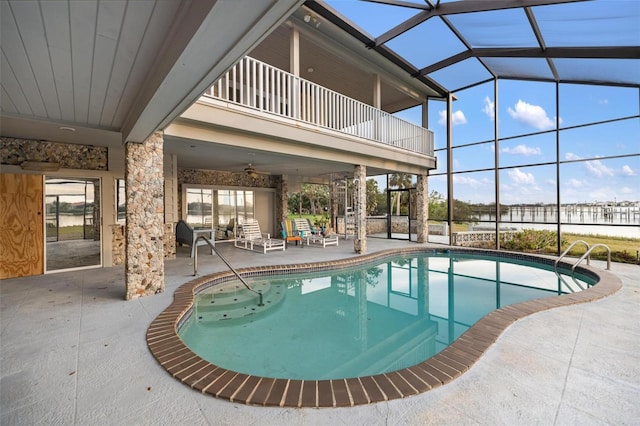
1,137 -> 116,269
1,137 -> 176,272
1,137 -> 108,170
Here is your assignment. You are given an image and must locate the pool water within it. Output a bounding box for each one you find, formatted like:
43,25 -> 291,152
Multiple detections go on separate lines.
179,252 -> 595,380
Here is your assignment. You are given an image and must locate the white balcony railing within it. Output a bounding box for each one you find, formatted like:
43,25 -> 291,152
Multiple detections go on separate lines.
202,56 -> 434,156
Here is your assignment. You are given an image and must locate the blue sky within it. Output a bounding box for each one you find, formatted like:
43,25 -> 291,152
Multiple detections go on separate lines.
325,0 -> 640,206
394,80 -> 639,205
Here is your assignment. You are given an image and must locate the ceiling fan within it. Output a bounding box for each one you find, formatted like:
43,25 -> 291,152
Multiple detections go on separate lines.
236,163 -> 270,178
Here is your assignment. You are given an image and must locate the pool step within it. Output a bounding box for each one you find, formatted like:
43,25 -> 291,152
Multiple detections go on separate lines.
197,281 -> 271,311
194,282 -> 287,324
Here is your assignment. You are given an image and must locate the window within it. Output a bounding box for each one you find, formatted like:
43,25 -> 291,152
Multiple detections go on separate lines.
116,179 -> 126,223
186,187 -> 214,227
184,186 -> 255,228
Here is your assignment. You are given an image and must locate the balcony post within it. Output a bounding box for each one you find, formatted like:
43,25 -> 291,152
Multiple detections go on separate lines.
373,74 -> 381,141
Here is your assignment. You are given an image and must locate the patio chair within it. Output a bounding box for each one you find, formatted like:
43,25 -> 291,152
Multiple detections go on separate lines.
281,219 -> 303,248
234,218 -> 286,253
293,218 -> 339,248
176,220 -> 215,258
217,218 -> 235,239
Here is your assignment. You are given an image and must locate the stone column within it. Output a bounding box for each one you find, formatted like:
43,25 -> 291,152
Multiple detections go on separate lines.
275,176 -> 288,225
330,178 -> 339,234
125,131 -> 165,300
354,165 -> 367,254
416,174 -> 429,243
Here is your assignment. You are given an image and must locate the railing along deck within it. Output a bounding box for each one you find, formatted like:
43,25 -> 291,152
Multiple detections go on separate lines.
202,56 -> 434,156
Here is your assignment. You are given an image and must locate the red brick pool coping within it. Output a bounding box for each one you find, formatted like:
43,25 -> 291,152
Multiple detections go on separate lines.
146,247 -> 622,407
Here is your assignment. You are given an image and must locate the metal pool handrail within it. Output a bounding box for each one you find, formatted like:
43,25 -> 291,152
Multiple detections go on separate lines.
572,244 -> 611,277
554,240 -> 610,292
555,240 -> 590,270
554,240 -> 590,293
193,235 -> 264,306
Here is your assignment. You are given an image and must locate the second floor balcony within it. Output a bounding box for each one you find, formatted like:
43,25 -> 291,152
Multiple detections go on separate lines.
201,56 -> 434,157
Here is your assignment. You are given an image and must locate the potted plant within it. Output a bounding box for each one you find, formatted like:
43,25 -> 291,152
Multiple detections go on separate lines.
314,214 -> 330,235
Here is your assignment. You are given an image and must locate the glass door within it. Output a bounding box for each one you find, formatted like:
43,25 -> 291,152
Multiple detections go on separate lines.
387,188 -> 412,241
45,176 -> 101,271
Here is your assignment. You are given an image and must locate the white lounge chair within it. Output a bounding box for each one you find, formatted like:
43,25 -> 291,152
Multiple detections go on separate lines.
234,219 -> 286,253
293,218 -> 339,248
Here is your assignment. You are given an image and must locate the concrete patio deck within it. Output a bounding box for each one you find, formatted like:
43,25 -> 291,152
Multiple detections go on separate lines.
1,239 -> 638,425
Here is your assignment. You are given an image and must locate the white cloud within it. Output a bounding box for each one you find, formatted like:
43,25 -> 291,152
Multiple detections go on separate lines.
584,159 -> 614,177
622,165 -> 636,176
621,187 -> 634,194
507,100 -> 555,130
508,168 -> 536,185
501,144 -> 541,156
482,96 -> 494,120
565,152 -> 582,161
599,98 -> 609,105
438,109 -> 467,126
567,178 -> 583,188
452,175 -> 480,186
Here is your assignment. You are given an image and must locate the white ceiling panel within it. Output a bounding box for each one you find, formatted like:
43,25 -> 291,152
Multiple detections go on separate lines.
87,0 -> 127,125
10,0 -> 62,120
1,0 -> 304,146
69,0 -> 97,124
41,0 -> 75,123
99,0 -> 156,128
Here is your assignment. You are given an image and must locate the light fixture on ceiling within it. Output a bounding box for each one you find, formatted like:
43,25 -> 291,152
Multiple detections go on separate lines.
58,126 -> 76,132
307,67 -> 314,73
303,13 -> 321,28
20,161 -> 61,172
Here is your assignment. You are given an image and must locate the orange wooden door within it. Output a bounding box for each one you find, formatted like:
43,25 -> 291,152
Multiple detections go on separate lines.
0,173 -> 44,278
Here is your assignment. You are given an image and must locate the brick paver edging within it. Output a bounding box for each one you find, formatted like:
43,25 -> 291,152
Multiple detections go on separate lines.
146,247 -> 622,407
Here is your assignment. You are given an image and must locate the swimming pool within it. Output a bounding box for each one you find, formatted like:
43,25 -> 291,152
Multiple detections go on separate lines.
147,247 -> 620,407
179,252 -> 594,380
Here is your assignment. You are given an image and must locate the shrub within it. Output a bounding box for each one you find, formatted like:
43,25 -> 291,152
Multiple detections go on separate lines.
501,229 -> 564,253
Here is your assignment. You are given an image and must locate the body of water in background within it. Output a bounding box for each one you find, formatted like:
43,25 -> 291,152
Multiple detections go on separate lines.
475,204 -> 640,239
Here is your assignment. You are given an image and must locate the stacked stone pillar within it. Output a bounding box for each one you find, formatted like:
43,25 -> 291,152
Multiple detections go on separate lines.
416,174 -> 429,243
353,165 -> 367,254
125,131 -> 165,300
275,176 -> 288,226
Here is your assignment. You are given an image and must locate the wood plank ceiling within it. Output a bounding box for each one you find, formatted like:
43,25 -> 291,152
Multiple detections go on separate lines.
0,0 -> 303,146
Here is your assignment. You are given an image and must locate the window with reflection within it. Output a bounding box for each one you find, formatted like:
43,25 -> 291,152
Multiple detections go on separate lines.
186,188 -> 214,227
184,186 -> 256,231
116,179 -> 125,223
45,176 -> 101,271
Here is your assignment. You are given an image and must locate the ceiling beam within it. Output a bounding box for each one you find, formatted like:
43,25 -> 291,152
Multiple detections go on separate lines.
419,46 -> 640,75
364,0 -> 431,10
374,0 -> 587,46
